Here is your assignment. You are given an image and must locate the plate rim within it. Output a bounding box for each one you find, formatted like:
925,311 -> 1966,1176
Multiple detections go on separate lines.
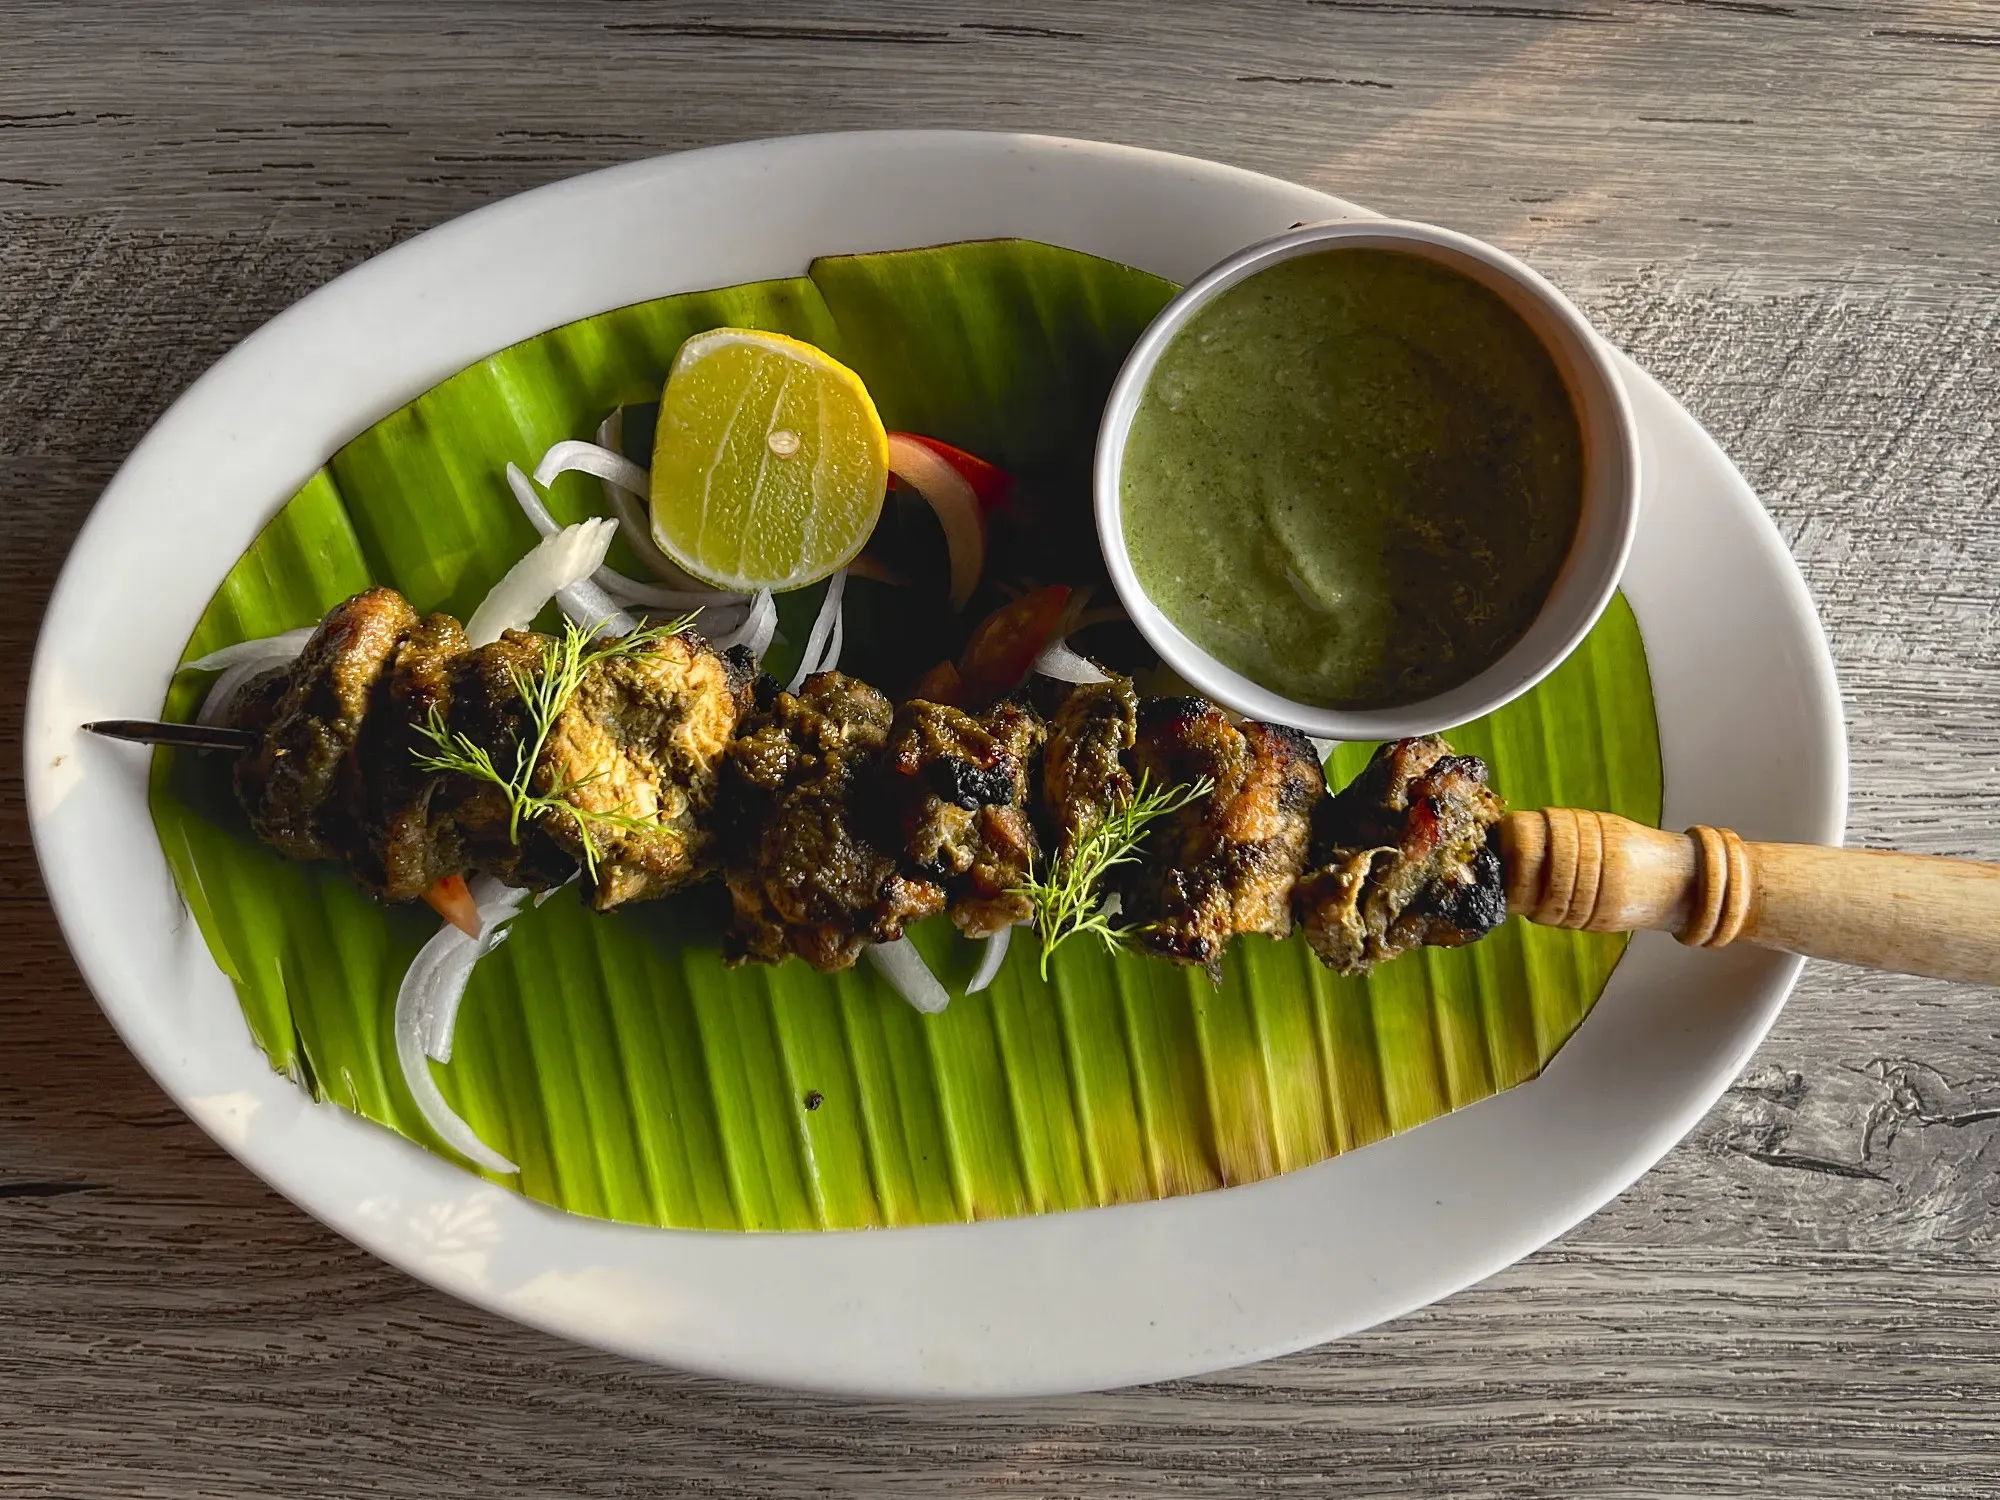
23,129 -> 1847,1398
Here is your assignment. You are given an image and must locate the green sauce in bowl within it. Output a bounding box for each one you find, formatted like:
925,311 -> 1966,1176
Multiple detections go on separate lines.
1119,248 -> 1584,710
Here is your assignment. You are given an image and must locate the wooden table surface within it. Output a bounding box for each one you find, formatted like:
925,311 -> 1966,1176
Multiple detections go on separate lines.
4,3 -> 1996,1494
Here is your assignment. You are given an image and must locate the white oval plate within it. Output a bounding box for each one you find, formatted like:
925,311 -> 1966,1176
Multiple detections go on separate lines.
24,132 -> 1845,1399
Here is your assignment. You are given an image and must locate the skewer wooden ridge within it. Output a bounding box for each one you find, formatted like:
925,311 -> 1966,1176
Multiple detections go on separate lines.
1501,808 -> 2000,985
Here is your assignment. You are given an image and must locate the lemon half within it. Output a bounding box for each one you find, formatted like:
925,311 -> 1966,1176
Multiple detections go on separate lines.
649,329 -> 889,593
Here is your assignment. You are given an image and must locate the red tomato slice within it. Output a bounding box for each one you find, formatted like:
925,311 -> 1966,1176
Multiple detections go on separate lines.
888,432 -> 1012,511
910,659 -> 966,706
957,584 -> 1072,702
422,873 -> 482,938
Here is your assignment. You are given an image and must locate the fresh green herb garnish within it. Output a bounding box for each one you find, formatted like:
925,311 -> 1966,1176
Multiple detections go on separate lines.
1014,770 -> 1214,978
413,613 -> 697,882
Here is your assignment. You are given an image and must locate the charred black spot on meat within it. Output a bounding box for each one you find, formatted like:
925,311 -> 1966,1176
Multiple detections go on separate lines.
1120,697 -> 1323,977
1294,736 -> 1507,976
1407,835 -> 1507,934
1136,696 -> 1207,735
878,697 -> 1043,938
227,666 -> 291,737
929,754 -> 1017,810
720,643 -> 757,690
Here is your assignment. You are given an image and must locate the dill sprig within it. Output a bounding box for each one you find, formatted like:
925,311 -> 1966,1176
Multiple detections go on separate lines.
1014,770 -> 1214,978
412,613 -> 698,882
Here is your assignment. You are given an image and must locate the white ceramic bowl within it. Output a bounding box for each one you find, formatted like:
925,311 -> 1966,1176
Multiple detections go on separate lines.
1095,217 -> 1642,740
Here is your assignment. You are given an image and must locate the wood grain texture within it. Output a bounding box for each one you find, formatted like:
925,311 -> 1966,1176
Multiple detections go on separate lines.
4,0 -> 1998,1492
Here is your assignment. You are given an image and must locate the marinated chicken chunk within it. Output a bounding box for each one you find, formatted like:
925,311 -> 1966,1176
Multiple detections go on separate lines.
879,697 -> 1044,937
209,580 -> 1507,986
1119,697 -> 1324,976
223,664 -> 291,740
1039,676 -> 1137,864
720,672 -> 944,971
230,586 -> 417,864
433,630 -> 579,893
538,629 -> 754,911
1294,736 -> 1506,976
353,611 -> 469,901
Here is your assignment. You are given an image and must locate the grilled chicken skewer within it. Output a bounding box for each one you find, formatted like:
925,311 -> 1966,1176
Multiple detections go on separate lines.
95,705 -> 2000,987
83,585 -> 1483,978
91,589 -> 2000,987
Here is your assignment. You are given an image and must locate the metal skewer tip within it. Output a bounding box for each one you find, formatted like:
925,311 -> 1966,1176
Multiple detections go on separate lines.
83,719 -> 258,752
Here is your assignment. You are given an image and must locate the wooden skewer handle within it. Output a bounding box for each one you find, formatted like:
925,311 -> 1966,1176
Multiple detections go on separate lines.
1500,809 -> 2000,985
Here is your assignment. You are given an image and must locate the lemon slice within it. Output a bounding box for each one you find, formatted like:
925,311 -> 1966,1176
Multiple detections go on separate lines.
648,329 -> 889,592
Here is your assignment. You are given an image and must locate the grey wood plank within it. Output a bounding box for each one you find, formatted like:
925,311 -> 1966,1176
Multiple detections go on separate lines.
0,0 -> 1993,290
4,0 -> 1999,1493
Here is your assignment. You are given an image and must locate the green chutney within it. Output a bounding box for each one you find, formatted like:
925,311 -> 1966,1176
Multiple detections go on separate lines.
1120,248 -> 1583,709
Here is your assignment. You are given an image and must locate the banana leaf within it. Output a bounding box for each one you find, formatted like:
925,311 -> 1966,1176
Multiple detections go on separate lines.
150,241 -> 1662,1231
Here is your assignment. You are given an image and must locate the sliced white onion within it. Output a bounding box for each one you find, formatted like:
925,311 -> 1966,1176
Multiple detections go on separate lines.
196,658 -> 283,726
505,458 -> 721,614
865,936 -> 952,1014
190,629 -> 315,725
784,569 -> 848,692
533,437 -> 650,502
422,876 -> 531,1062
965,924 -> 1014,994
713,588 -> 777,658
555,575 -> 638,640
188,628 -> 315,672
469,493 -> 618,645
886,432 -> 985,610
533,871 -> 580,908
680,598 -> 753,640
198,660 -> 270,727
1031,639 -> 1111,685
593,570 -> 741,611
821,602 -> 845,676
392,875 -> 530,1175
505,457 -> 568,541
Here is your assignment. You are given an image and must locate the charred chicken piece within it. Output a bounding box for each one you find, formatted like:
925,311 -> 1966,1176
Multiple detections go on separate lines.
1039,676 -> 1138,864
353,611 -> 470,901
436,631 -> 578,893
720,672 -> 945,972
224,664 -> 292,741
1120,697 -> 1325,976
230,587 -> 417,865
879,697 -> 1044,938
538,629 -> 754,911
1294,736 -> 1507,977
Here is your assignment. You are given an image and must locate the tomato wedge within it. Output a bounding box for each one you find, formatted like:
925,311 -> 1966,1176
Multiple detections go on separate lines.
888,432 -> 1012,512
957,584 -> 1073,703
910,659 -> 966,707
422,873 -> 482,938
